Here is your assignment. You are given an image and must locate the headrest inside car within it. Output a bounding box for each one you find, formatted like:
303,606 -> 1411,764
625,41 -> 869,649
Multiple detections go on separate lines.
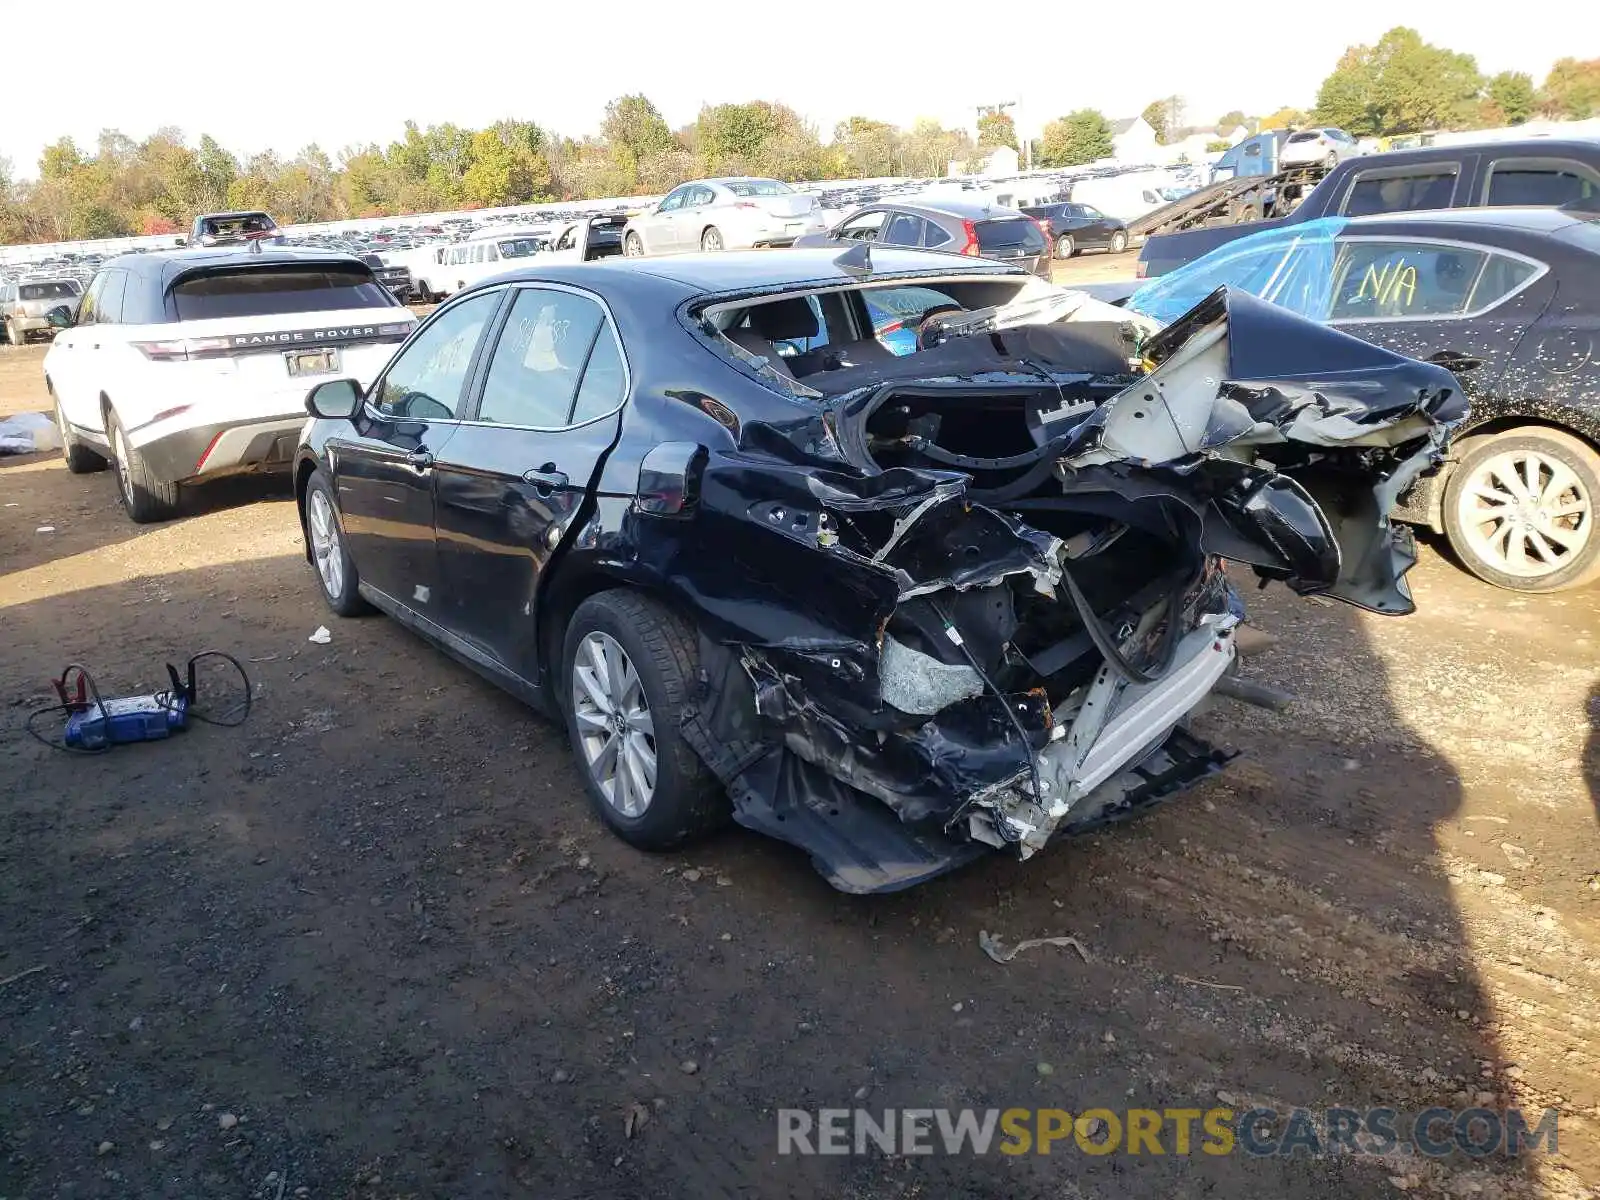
748,297 -> 819,341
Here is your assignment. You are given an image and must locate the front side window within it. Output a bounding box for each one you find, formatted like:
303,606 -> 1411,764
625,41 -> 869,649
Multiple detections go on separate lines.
76,273 -> 107,325
658,188 -> 688,213
837,210 -> 885,241
96,272 -> 127,325
372,291 -> 499,420
1341,167 -> 1459,216
477,288 -> 612,427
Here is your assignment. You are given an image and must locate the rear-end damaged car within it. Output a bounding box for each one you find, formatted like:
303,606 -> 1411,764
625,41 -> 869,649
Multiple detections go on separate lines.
292,249 -> 1464,892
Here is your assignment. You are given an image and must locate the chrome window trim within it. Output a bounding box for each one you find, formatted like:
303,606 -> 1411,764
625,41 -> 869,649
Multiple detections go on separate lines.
453,280 -> 633,434
1328,234 -> 1549,326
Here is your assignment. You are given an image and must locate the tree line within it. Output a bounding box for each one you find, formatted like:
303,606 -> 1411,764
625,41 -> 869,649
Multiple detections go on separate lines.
1,37 -> 1594,247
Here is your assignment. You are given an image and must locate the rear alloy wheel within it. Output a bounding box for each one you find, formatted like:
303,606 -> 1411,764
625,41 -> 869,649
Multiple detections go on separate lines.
304,470 -> 371,616
562,590 -> 726,850
1055,234 -> 1075,259
701,227 -> 724,252
1443,428 -> 1600,592
1108,231 -> 1128,254
624,232 -> 644,257
56,398 -> 106,474
108,410 -> 179,523
1324,150 -> 1339,168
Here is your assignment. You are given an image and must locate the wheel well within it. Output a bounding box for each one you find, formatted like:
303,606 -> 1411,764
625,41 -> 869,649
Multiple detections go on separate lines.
293,460 -> 318,555
1454,415 -> 1599,453
536,561 -> 693,707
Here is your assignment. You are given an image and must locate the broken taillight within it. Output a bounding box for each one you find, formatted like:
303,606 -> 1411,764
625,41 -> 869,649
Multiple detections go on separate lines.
960,219 -> 981,256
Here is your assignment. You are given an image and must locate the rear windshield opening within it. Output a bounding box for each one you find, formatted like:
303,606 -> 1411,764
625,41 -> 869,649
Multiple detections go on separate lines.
170,266 -> 396,320
202,215 -> 278,238
975,219 -> 1047,254
1287,132 -> 1321,143
21,281 -> 82,300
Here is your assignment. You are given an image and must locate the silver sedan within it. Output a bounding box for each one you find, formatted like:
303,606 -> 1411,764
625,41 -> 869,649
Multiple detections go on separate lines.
622,178 -> 827,256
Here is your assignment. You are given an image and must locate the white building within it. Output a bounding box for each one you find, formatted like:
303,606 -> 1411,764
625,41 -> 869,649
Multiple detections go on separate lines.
1110,117 -> 1160,162
948,145 -> 1021,177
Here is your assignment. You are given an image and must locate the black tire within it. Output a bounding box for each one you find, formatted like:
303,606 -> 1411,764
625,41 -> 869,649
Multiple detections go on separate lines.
56,398 -> 107,474
701,227 -> 724,252
1108,231 -> 1128,254
303,468 -> 371,616
624,232 -> 644,257
106,408 -> 179,523
1055,233 -> 1075,259
561,589 -> 726,850
1442,427 -> 1600,593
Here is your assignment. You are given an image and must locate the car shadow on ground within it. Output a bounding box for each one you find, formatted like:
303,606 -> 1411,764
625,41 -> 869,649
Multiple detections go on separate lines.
0,551 -> 1535,1198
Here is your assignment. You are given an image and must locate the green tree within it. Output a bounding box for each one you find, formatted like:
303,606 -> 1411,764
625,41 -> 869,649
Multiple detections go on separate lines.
1313,27 -> 1483,135
1036,110 -> 1114,167
832,116 -> 899,177
1215,109 -> 1247,135
1259,106 -> 1306,131
1541,57 -> 1600,118
1139,100 -> 1169,144
601,95 -> 673,161
976,110 -> 1017,150
1487,71 -> 1536,124
461,129 -> 519,206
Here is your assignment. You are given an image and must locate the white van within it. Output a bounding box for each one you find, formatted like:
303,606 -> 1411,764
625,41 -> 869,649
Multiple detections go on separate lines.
413,227 -> 552,302
1070,174 -> 1189,222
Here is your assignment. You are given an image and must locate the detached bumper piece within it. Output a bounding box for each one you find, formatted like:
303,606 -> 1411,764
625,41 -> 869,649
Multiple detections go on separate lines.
663,286 -> 1465,892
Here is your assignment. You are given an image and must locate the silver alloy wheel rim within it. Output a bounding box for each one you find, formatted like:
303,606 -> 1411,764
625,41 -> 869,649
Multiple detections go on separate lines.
307,488 -> 345,599
703,230 -> 721,251
1111,233 -> 1127,253
1058,236 -> 1072,258
571,630 -> 657,818
626,235 -> 642,257
1456,447 -> 1592,578
112,423 -> 132,503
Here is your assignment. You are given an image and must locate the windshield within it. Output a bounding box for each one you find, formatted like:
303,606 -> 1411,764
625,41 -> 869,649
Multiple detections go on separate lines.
498,238 -> 548,258
1126,218 -> 1348,324
726,179 -> 793,197
171,266 -> 395,320
20,281 -> 81,300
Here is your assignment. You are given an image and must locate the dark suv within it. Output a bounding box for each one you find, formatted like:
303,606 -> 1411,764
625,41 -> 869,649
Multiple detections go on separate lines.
1022,202 -> 1130,259
793,197 -> 1052,279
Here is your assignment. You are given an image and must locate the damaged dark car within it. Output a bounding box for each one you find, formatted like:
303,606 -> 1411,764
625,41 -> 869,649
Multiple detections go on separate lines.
292,248 -> 1465,893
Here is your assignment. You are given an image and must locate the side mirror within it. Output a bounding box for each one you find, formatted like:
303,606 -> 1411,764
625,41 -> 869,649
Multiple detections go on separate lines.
47,307 -> 73,329
306,378 -> 363,420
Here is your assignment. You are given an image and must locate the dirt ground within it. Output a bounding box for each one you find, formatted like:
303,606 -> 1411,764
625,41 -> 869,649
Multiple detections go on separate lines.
2,264 -> 1599,1199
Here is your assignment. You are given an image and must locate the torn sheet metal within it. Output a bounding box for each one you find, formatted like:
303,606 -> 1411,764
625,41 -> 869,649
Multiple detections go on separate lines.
648,284 -> 1466,892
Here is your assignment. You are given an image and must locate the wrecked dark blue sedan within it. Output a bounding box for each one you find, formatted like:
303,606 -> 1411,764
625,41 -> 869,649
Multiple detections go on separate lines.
292,247 -> 1465,893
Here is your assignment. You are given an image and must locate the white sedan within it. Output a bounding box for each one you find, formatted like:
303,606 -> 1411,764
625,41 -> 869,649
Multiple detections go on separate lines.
622,178 -> 827,256
1280,127 -> 1361,169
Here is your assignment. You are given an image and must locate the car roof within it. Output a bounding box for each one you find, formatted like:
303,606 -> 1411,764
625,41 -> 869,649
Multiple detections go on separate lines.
889,196 -> 1033,220
1344,206 -> 1600,236
465,247 -> 1026,297
101,246 -> 368,290
1356,138 -> 1600,166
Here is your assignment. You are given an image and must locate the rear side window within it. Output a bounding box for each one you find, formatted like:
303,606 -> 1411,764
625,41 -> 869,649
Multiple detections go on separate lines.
477,288 -> 616,428
974,218 -> 1047,254
20,281 -> 80,300
170,266 -> 395,320
1483,160 -> 1600,208
1341,167 -> 1459,216
882,213 -> 925,246
1326,241 -> 1540,320
923,223 -> 952,248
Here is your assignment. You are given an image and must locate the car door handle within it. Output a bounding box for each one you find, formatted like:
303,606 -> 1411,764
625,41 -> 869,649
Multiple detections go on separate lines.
522,465 -> 568,494
407,448 -> 434,470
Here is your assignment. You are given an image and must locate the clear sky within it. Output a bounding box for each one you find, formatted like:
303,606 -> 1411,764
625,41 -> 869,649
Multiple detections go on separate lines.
0,0 -> 1582,179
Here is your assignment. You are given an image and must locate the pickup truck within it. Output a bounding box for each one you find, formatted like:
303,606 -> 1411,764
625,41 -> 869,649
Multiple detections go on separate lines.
1137,138 -> 1600,279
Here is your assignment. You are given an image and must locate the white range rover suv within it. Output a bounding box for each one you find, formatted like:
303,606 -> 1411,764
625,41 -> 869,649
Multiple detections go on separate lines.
43,247 -> 416,522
